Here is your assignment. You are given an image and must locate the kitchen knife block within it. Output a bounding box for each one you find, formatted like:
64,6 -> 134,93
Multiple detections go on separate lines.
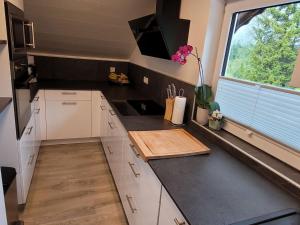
164,98 -> 175,121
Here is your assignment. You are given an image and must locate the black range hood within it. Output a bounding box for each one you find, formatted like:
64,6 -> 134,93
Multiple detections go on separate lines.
129,0 -> 190,60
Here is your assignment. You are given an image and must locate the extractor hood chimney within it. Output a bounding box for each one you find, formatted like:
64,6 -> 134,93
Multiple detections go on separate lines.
129,0 -> 190,60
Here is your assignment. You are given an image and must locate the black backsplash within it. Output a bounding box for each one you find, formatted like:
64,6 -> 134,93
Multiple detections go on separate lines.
35,56 -> 128,81
128,63 -> 195,122
34,56 -> 195,122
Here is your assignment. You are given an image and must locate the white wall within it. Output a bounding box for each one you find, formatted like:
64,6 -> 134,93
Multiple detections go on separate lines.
0,0 -> 19,165
0,1 -> 18,221
129,0 -> 225,85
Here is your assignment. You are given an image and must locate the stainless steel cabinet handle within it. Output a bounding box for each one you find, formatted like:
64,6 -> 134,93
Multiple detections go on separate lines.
130,144 -> 140,158
107,146 -> 113,154
62,102 -> 77,105
28,154 -> 35,165
128,162 -> 140,177
100,105 -> 106,111
108,121 -> 114,129
35,108 -> 40,114
61,92 -> 77,95
126,195 -> 137,214
26,126 -> 33,135
109,109 -> 116,116
25,22 -> 35,48
174,218 -> 186,225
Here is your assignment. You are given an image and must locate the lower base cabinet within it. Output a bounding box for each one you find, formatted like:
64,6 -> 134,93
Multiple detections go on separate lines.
46,100 -> 92,140
101,105 -> 188,225
158,188 -> 189,225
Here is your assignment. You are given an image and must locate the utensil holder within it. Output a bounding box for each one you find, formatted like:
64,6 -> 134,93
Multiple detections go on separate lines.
164,98 -> 175,121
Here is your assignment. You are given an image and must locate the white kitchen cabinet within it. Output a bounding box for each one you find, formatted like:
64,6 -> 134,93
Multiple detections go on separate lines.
97,93 -> 191,225
19,115 -> 36,203
46,100 -> 92,140
122,138 -> 161,225
32,92 -> 42,152
37,90 -> 46,140
158,187 -> 189,225
100,95 -> 109,138
101,102 -> 161,225
91,91 -> 101,137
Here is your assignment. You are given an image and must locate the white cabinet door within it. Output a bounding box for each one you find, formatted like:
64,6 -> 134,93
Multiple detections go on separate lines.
100,97 -> 109,139
158,188 -> 189,225
119,138 -> 161,225
32,93 -> 41,153
46,100 -> 92,140
108,112 -> 126,188
92,91 -> 101,137
19,115 -> 36,203
37,90 -> 47,140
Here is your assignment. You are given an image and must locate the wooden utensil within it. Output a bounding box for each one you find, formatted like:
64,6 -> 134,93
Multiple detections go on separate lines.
129,129 -> 210,161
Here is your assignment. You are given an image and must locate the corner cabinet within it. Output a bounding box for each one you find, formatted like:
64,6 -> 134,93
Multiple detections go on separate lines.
100,99 -> 187,225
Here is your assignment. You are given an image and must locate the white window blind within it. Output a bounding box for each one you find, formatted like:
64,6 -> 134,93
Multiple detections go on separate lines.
216,78 -> 300,151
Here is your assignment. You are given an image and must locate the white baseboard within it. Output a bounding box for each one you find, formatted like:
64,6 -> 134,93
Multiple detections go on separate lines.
41,137 -> 100,146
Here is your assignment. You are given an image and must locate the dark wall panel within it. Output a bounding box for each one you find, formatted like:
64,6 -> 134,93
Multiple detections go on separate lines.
35,56 -> 128,81
128,63 -> 195,122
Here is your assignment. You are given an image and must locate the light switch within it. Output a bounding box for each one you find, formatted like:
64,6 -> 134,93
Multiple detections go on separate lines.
143,76 -> 149,85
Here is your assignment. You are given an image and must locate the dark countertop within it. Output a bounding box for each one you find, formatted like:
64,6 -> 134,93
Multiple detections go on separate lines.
37,79 -> 300,225
0,97 -> 12,114
1,167 -> 16,195
149,123 -> 300,225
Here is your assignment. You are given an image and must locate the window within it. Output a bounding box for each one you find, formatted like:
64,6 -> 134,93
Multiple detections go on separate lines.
223,2 -> 300,90
213,0 -> 300,170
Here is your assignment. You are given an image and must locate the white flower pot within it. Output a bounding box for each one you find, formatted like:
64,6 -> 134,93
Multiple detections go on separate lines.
196,107 -> 209,125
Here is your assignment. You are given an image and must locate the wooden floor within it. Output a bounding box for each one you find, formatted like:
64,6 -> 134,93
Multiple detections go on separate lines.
19,142 -> 128,225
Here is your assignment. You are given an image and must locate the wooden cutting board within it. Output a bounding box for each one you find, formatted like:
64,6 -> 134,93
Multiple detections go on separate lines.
128,129 -> 210,161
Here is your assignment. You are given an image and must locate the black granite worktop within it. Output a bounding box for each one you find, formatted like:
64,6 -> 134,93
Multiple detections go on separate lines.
0,97 -> 12,114
149,123 -> 300,225
37,79 -> 300,225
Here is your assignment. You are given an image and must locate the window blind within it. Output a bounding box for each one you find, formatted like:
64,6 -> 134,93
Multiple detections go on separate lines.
216,78 -> 300,151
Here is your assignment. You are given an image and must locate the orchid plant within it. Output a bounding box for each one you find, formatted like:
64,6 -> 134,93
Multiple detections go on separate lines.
172,45 -> 219,113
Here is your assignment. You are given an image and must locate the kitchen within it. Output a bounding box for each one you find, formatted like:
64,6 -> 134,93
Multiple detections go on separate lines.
0,0 -> 299,225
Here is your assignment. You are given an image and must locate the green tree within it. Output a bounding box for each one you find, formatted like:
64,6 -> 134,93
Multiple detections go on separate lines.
226,3 -> 300,88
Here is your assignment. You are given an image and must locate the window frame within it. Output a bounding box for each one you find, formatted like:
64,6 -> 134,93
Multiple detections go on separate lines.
211,0 -> 300,171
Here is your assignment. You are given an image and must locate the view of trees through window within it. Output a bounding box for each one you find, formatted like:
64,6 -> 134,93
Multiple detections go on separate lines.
224,2 -> 300,90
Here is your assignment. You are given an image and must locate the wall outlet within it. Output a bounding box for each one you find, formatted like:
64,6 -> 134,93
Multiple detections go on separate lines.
143,76 -> 149,85
110,67 -> 116,73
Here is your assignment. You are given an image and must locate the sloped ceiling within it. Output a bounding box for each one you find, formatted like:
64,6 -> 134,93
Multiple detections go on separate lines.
24,0 -> 156,59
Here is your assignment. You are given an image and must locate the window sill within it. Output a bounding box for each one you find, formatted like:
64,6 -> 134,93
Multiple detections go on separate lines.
191,120 -> 300,199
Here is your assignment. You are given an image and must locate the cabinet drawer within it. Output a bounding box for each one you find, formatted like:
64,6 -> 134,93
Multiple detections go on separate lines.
46,100 -> 92,140
45,90 -> 91,101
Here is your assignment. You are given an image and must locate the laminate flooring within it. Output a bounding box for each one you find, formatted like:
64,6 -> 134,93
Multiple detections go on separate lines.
19,142 -> 128,225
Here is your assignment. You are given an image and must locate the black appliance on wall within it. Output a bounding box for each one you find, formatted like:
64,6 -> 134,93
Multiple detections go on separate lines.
5,1 -> 35,60
129,0 -> 190,60
5,2 -> 36,139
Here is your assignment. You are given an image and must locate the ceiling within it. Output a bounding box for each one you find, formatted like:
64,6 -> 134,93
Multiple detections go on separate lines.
24,0 -> 156,59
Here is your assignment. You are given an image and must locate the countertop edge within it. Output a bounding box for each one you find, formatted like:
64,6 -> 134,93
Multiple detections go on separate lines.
0,97 -> 12,114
